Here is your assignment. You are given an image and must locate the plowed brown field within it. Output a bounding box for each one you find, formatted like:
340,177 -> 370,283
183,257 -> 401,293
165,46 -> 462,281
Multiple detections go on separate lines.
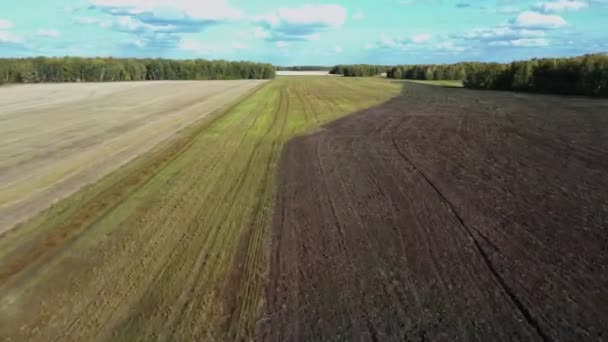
261,82 -> 608,341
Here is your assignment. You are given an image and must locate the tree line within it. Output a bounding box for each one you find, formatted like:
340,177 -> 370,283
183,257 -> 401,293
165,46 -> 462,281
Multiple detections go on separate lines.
387,63 -> 472,81
0,57 -> 275,84
276,66 -> 332,71
388,54 -> 608,96
332,53 -> 608,97
329,64 -> 389,77
462,54 -> 608,96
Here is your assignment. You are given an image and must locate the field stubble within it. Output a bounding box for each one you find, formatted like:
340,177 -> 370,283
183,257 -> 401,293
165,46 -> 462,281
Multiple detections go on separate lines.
0,80 -> 266,233
0,77 -> 403,341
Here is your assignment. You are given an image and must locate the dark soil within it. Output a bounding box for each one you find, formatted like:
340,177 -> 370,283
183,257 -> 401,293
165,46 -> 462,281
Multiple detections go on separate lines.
258,83 -> 608,341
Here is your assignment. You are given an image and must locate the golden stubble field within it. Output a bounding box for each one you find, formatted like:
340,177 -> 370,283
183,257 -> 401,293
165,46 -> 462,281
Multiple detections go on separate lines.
0,80 -> 266,233
0,77 -> 403,341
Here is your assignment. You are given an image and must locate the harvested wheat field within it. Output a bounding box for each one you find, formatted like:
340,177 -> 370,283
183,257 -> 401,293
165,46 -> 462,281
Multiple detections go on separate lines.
0,80 -> 265,233
0,77 -> 404,341
261,82 -> 608,341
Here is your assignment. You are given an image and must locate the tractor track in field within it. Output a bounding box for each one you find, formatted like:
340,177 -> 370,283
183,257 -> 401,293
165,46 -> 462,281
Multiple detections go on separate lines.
261,82 -> 608,341
389,120 -> 550,342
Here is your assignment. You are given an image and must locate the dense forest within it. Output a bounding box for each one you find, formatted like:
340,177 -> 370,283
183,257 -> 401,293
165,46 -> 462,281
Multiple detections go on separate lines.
387,63 -> 472,81
276,66 -> 332,71
463,54 -> 608,96
0,57 -> 275,83
329,64 -> 389,77
386,54 -> 608,97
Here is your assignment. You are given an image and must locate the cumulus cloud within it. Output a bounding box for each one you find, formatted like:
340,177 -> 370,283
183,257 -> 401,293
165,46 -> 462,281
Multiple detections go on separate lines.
0,19 -> 23,44
455,27 -> 546,41
80,1 -> 245,54
511,11 -> 567,29
37,29 -> 61,38
88,0 -> 243,34
376,33 -> 434,48
368,33 -> 465,52
132,38 -> 146,47
90,0 -> 243,21
255,4 -> 347,42
411,33 -> 432,43
0,31 -> 23,43
435,41 -> 467,52
534,0 -> 588,13
488,38 -> 550,47
74,16 -> 108,26
454,26 -> 553,48
253,27 -> 270,39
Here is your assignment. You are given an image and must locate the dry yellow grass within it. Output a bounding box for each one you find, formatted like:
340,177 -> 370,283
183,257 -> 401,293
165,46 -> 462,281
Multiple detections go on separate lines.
0,80 -> 266,233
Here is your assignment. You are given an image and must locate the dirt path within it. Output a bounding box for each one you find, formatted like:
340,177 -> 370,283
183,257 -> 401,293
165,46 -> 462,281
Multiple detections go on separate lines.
261,83 -> 608,340
0,80 -> 265,233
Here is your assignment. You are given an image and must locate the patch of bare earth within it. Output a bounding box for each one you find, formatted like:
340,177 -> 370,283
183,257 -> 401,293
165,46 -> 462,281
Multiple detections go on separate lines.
260,83 -> 608,341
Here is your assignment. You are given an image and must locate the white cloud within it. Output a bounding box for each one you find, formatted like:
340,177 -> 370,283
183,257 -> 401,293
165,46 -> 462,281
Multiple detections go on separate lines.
511,11 -> 567,28
255,4 -> 347,42
37,29 -> 61,38
266,5 -> 346,28
74,16 -> 112,28
0,19 -> 13,30
378,34 -> 403,49
276,41 -> 290,48
534,0 -> 588,13
90,0 -> 243,21
458,27 -> 546,41
368,33 -> 465,53
334,46 -> 343,53
374,33 -> 434,49
411,33 -> 432,43
77,15 -> 176,34
435,41 -> 467,52
454,26 -> 552,48
0,31 -> 23,43
253,27 -> 270,39
132,38 -> 146,47
0,19 -> 22,44
488,38 -> 550,47
115,16 -> 144,31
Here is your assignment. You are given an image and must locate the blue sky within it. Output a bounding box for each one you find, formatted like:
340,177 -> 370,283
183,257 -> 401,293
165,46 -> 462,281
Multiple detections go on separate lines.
0,0 -> 607,65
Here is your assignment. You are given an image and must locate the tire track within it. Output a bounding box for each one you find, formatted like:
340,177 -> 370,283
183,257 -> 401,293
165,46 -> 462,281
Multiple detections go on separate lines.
389,121 -> 551,342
